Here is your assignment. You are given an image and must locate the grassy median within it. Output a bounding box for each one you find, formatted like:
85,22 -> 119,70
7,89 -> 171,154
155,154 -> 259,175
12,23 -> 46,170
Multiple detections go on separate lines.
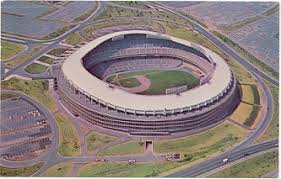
55,112 -> 81,156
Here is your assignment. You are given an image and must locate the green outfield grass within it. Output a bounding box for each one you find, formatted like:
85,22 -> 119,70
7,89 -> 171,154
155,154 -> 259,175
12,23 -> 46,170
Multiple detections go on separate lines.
37,56 -> 55,64
210,150 -> 278,178
24,63 -> 48,74
143,70 -> 199,95
98,140 -> 144,156
1,78 -> 56,112
119,77 -> 141,88
41,162 -> 73,177
107,70 -> 199,95
0,162 -> 44,176
1,41 -> 26,60
86,131 -> 117,153
55,112 -> 81,156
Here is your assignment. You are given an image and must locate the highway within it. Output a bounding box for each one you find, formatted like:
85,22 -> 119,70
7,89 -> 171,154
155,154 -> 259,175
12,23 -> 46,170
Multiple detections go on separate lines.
168,140 -> 278,177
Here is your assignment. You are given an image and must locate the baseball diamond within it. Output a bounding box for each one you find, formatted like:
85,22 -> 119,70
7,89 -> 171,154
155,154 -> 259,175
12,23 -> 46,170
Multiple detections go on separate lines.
53,30 -> 240,136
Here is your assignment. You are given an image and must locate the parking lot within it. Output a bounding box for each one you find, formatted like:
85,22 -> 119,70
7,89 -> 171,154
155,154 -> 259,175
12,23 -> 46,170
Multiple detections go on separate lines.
0,98 -> 53,161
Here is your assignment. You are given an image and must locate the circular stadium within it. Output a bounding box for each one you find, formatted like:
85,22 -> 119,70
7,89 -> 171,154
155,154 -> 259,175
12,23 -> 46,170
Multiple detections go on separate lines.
55,30 -> 240,136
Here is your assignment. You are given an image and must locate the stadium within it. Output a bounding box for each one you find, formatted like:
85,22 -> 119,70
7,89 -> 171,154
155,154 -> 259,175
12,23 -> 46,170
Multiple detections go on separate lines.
54,30 -> 240,137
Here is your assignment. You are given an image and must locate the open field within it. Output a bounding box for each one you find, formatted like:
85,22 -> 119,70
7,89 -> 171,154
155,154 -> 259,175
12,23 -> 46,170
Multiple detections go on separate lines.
98,140 -> 144,156
24,62 -> 48,74
154,121 -> 247,155
1,78 -> 56,111
213,31 -> 278,80
1,41 -> 26,60
65,32 -> 85,46
55,112 -> 81,156
86,131 -> 117,153
37,56 -> 55,64
255,80 -> 279,143
77,162 -> 182,177
41,162 -> 73,177
229,103 -> 253,124
210,150 -> 278,177
5,46 -> 43,68
0,162 -> 44,176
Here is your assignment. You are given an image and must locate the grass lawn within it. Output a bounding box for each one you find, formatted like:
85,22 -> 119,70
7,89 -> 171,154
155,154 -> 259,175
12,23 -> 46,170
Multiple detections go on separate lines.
210,150 -> 278,178
77,161 -> 183,177
5,46 -> 43,68
221,16 -> 262,32
240,85 -> 254,104
98,140 -> 144,156
1,78 -> 56,112
119,77 -> 141,88
65,32 -> 84,46
1,41 -> 26,60
37,56 -> 55,64
0,162 -> 44,176
230,102 -> 253,124
24,62 -> 48,74
86,131 -> 117,153
0,92 -> 18,101
154,121 -> 247,156
143,70 -> 199,95
41,162 -> 73,177
47,48 -> 67,57
55,112 -> 81,156
255,80 -> 278,143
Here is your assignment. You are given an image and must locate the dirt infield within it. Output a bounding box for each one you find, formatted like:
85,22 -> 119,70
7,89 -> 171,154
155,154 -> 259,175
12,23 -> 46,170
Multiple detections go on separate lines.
120,75 -> 151,94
